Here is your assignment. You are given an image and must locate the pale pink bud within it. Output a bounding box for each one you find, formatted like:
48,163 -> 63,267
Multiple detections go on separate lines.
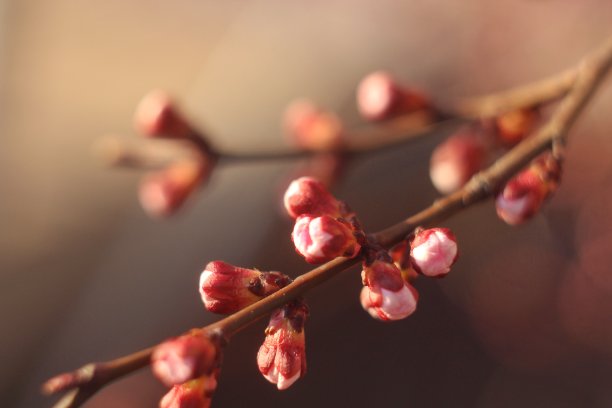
159,375 -> 217,408
292,214 -> 360,264
495,108 -> 539,147
257,302 -> 308,390
283,176 -> 343,219
361,260 -> 419,321
430,129 -> 488,194
283,99 -> 344,151
152,333 -> 217,387
139,159 -> 211,218
135,90 -> 193,139
410,228 -> 458,277
199,261 -> 290,314
357,71 -> 430,121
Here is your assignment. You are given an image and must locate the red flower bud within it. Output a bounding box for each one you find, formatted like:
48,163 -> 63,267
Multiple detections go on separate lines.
199,261 -> 290,314
292,214 -> 360,264
495,153 -> 561,225
160,375 -> 217,408
257,302 -> 308,390
430,129 -> 488,194
495,108 -> 539,147
361,259 -> 419,321
283,176 -> 343,219
410,228 -> 458,277
357,71 -> 430,121
283,99 -> 344,151
139,159 -> 211,218
134,90 -> 193,140
152,333 -> 217,387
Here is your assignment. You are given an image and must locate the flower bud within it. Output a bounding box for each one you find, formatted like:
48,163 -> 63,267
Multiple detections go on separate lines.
257,301 -> 308,390
292,214 -> 360,264
139,159 -> 211,218
410,228 -> 458,277
361,259 -> 419,321
495,108 -> 539,147
152,332 -> 217,387
429,129 -> 488,194
357,71 -> 430,121
283,176 -> 343,219
134,90 -> 192,139
283,99 -> 344,151
199,261 -> 290,314
160,375 -> 217,408
495,153 -> 561,225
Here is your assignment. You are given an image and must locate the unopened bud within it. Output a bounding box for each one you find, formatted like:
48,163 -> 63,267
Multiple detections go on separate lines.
152,332 -> 217,387
135,90 -> 193,139
139,159 -> 211,218
199,261 -> 290,314
257,301 -> 308,390
283,99 -> 344,151
357,71 -> 430,121
159,375 -> 217,408
284,176 -> 343,219
430,129 -> 488,194
292,214 -> 360,264
410,228 -> 458,277
495,153 -> 561,225
361,259 -> 419,321
495,108 -> 539,147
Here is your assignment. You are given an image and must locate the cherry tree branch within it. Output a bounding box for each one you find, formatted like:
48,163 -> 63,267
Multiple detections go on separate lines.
100,61 -> 580,169
44,35 -> 612,408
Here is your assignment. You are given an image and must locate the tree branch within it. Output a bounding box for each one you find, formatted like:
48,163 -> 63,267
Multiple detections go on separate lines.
45,34 -> 612,408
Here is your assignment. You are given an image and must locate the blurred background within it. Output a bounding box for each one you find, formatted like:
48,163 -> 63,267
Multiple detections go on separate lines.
1,1 -> 612,407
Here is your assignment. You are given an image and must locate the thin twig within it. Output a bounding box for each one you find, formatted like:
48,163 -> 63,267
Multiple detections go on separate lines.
103,60 -> 580,169
46,35 -> 612,408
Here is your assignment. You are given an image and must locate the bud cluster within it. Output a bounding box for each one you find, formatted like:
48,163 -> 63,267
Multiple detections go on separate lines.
429,107 -> 541,195
135,90 -> 216,218
360,228 -> 458,321
152,331 -> 221,407
285,177 -> 362,264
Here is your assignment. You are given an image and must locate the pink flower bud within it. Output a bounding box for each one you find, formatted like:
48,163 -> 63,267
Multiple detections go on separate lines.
292,214 -> 360,264
357,71 -> 430,121
257,302 -> 308,390
495,154 -> 561,225
160,375 -> 217,408
283,99 -> 344,151
429,129 -> 488,194
410,228 -> 458,277
283,176 -> 343,219
361,259 -> 419,321
152,333 -> 217,387
199,261 -> 290,314
134,90 -> 192,139
139,159 -> 211,218
494,108 -> 539,147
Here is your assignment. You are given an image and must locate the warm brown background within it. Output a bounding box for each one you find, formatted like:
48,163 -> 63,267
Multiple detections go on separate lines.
2,1 -> 612,407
